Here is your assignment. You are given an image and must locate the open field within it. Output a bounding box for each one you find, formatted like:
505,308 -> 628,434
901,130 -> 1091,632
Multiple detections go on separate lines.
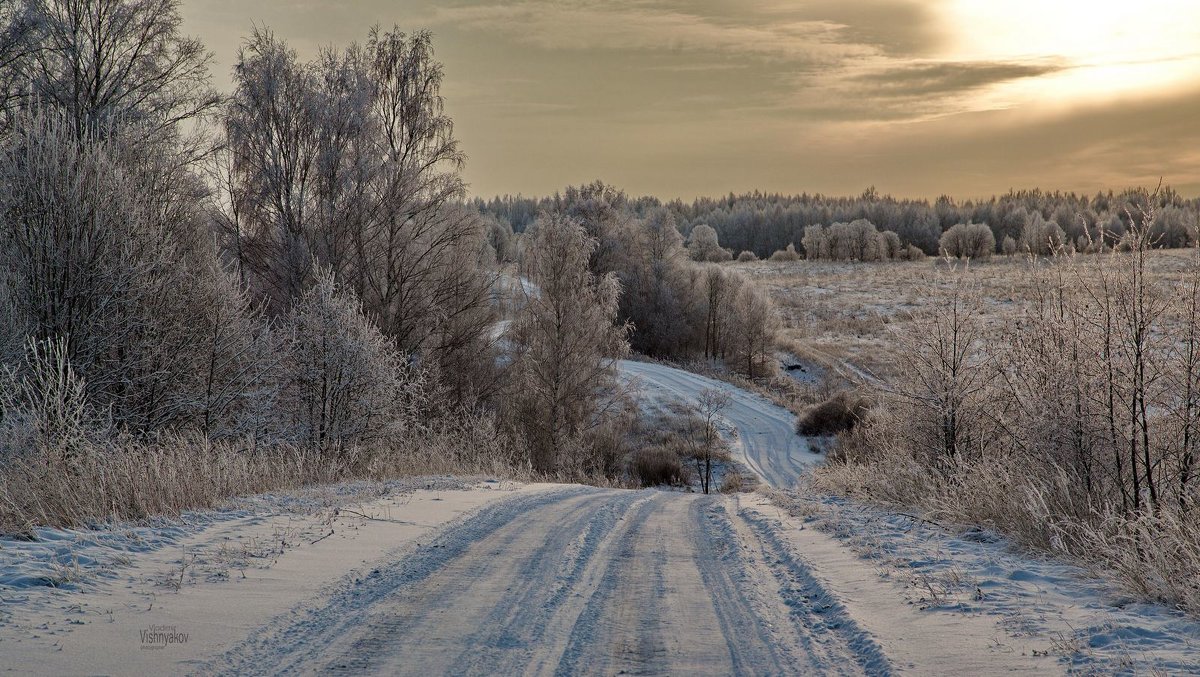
738,249 -> 1200,382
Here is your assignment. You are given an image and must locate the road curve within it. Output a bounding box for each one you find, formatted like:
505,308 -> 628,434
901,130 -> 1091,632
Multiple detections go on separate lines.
207,487 -> 888,676
617,360 -> 823,489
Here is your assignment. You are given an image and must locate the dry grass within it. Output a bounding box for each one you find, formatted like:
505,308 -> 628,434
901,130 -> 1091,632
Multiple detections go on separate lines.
0,417 -> 531,537
795,392 -> 871,437
809,449 -> 1200,615
631,447 -> 685,487
751,248 -> 1200,616
735,250 -> 1199,381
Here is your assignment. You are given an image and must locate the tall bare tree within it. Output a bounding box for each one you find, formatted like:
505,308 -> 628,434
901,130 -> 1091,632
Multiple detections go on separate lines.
693,388 -> 732,494
510,213 -> 630,473
222,27 -> 497,404
891,278 -> 997,471
0,0 -> 220,149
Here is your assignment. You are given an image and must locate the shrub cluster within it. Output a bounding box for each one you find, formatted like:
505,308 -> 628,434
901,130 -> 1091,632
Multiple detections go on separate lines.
795,392 -> 871,437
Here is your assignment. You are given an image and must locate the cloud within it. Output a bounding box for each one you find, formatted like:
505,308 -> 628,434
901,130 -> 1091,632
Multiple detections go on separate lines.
776,0 -> 945,56
846,60 -> 1064,98
755,58 -> 1067,124
790,85 -> 1200,199
428,1 -> 1071,124
427,1 -> 878,65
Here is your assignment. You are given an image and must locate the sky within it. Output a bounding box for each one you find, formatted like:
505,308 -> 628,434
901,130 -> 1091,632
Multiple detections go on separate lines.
181,0 -> 1200,201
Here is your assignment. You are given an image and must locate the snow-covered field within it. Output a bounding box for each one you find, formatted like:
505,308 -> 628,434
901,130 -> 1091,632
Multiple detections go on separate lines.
1,361 -> 1198,675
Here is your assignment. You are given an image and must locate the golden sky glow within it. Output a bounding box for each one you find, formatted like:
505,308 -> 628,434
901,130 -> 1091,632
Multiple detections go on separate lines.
945,0 -> 1200,107
182,0 -> 1200,199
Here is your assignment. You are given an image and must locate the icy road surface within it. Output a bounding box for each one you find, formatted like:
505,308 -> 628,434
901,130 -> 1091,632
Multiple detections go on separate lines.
211,487 -> 889,676
618,359 -> 822,489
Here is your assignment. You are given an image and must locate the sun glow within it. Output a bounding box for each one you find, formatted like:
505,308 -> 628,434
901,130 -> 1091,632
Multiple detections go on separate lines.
944,0 -> 1200,107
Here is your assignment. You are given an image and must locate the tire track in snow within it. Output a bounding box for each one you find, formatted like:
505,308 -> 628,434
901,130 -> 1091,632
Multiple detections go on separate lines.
319,491 -> 636,674
207,487 -> 894,675
553,493 -> 673,676
732,502 -> 892,676
204,486 -> 596,675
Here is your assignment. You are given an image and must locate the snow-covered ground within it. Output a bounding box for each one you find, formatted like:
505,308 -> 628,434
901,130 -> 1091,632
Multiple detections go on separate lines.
1,362 -> 1198,675
751,492 -> 1200,674
208,487 -> 893,675
621,360 -> 1200,673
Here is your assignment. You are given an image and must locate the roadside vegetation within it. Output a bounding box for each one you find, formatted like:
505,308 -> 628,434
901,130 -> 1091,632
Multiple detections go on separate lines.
742,207 -> 1200,616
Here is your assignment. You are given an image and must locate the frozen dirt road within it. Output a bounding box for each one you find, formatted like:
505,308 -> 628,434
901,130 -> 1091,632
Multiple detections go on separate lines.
9,361 -> 1196,675
209,487 -> 888,676
618,360 -> 821,489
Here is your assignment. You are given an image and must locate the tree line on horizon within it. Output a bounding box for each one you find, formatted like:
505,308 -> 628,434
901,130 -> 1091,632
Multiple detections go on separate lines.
476,185 -> 1200,260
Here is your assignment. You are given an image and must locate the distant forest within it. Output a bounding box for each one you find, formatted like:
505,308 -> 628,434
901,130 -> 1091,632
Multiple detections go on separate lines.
474,186 -> 1200,258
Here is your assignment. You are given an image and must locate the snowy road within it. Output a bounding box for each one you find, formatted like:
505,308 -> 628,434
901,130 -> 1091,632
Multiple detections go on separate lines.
618,359 -> 822,488
210,487 -> 888,676
6,368 -> 1199,675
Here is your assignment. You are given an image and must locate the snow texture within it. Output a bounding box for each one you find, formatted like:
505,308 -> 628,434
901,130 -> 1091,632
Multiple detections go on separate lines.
790,493 -> 1200,673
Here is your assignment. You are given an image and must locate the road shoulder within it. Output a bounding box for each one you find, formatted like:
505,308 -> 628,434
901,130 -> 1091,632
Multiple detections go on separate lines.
0,480 -> 556,676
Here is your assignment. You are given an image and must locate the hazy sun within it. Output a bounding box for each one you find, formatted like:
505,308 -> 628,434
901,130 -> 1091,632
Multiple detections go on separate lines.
944,0 -> 1200,107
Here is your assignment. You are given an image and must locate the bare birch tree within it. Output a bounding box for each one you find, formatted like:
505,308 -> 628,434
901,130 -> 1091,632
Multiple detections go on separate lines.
222,27 -> 498,404
510,213 -> 630,473
694,388 -> 731,494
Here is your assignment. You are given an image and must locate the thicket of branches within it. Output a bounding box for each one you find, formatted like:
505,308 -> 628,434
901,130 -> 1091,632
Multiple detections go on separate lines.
478,186 -> 1200,260
817,202 -> 1200,613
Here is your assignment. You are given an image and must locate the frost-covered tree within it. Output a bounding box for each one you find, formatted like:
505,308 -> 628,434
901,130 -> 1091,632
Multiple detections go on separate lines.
876,230 -> 903,260
510,214 -> 630,473
726,282 -> 779,378
1153,206 -> 1197,249
1002,235 -> 1018,257
693,388 -> 731,494
187,262 -> 278,439
558,181 -> 630,275
484,214 -> 516,263
801,226 -> 827,260
223,29 -> 321,307
1020,212 -> 1066,256
280,271 -> 426,458
892,282 -> 997,470
769,243 -> 802,261
222,28 -> 497,404
940,223 -> 996,260
802,220 -> 885,261
839,219 -> 881,261
688,224 -> 725,262
0,111 -> 238,431
639,206 -> 684,262
700,266 -> 738,361
618,207 -> 695,357
0,0 -> 220,148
